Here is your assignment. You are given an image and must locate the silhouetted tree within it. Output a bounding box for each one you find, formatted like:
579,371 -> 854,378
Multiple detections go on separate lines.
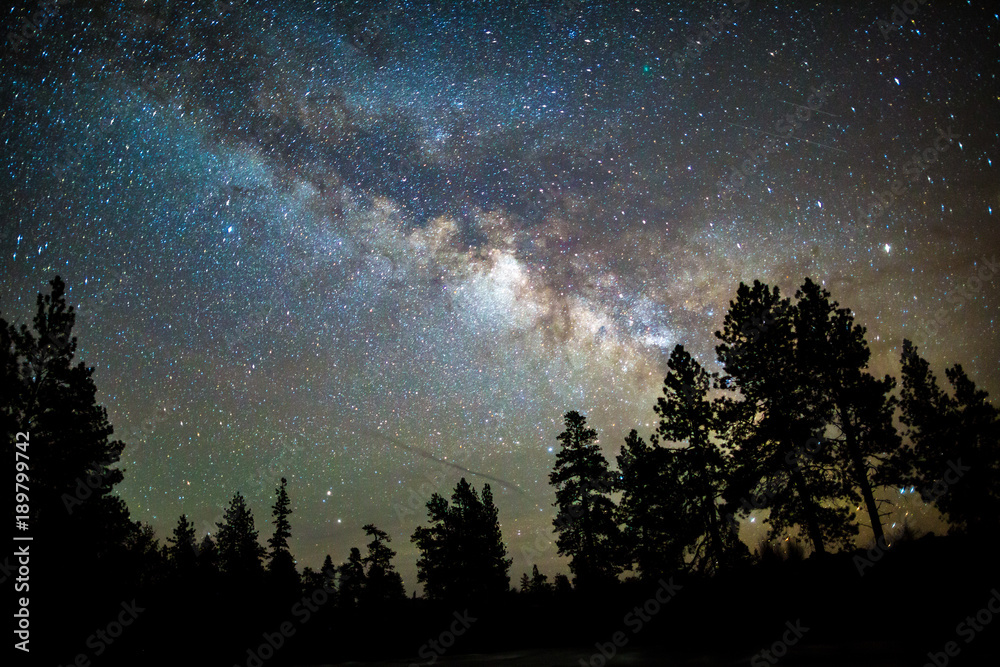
529,564 -> 551,594
553,573 -> 572,595
793,278 -> 900,545
197,533 -> 219,575
2,276 -> 131,555
480,484 -> 514,594
896,340 -> 1000,535
361,524 -> 406,604
412,493 -> 451,600
338,547 -> 365,608
321,554 -> 337,587
550,411 -> 622,589
616,429 -> 686,578
302,554 -> 336,597
168,514 -> 199,573
215,492 -> 265,580
412,478 -> 512,601
267,477 -> 300,591
651,345 -> 748,574
519,572 -> 531,593
716,280 -> 852,554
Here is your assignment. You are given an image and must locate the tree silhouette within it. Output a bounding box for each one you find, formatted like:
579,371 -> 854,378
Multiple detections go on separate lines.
197,533 -> 220,575
361,523 -> 406,604
215,492 -> 265,580
338,547 -> 365,608
168,514 -> 199,574
651,345 -> 748,574
550,410 -> 621,589
792,279 -> 900,546
530,564 -> 551,594
411,478 -> 511,601
616,429 -> 686,578
716,280 -> 852,554
411,493 -> 451,600
2,276 -> 131,553
896,340 -> 1000,535
267,477 -> 300,591
519,572 -> 531,593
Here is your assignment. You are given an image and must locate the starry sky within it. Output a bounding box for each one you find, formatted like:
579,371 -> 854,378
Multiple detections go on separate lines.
2,0 -> 998,588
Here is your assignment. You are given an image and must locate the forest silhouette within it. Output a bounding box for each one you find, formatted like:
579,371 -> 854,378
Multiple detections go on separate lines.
4,276 -> 998,666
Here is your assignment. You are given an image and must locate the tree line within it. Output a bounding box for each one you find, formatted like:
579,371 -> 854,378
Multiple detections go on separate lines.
546,278 -> 999,589
3,275 -> 998,661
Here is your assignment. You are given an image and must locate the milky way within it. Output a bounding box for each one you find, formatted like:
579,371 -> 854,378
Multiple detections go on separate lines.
1,0 -> 998,587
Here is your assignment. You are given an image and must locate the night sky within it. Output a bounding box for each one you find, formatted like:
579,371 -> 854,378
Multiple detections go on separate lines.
2,0 -> 998,589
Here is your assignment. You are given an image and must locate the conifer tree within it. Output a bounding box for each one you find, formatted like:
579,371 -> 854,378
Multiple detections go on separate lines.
411,478 -> 511,601
361,524 -> 406,604
2,276 -> 131,552
267,477 -> 300,589
896,341 -> 1000,535
793,278 -> 900,545
215,492 -> 265,580
716,281 -> 851,554
651,345 -> 748,574
530,564 -> 551,594
549,411 -> 621,589
338,547 -> 365,608
198,533 -> 219,574
168,514 -> 199,573
616,429 -> 686,578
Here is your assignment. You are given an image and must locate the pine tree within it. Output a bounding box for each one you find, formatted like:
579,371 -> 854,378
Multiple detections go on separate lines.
412,478 -> 512,601
361,524 -> 405,604
793,278 -> 900,546
267,477 -> 300,589
896,341 -> 1000,535
549,411 -> 622,589
716,280 -> 852,554
651,345 -> 748,574
338,547 -> 365,608
519,572 -> 531,593
168,514 -> 198,573
530,564 -> 551,594
479,483 -> 513,595
411,493 -> 452,600
321,554 -> 337,588
2,277 -> 131,553
616,429 -> 686,579
215,492 -> 265,580
198,534 -> 219,574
